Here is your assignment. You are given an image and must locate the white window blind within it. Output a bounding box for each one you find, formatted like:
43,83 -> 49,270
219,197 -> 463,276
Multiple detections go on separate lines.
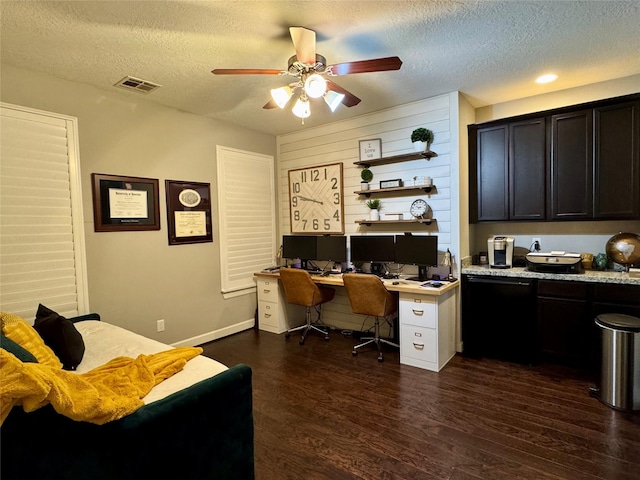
0,103 -> 88,321
216,146 -> 276,295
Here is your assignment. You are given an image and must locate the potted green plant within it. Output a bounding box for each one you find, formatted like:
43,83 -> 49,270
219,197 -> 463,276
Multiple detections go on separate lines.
411,127 -> 434,152
360,168 -> 373,191
365,198 -> 381,220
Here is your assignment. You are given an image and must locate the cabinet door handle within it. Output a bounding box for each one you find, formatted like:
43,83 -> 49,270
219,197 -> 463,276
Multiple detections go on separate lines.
413,343 -> 425,350
412,309 -> 424,316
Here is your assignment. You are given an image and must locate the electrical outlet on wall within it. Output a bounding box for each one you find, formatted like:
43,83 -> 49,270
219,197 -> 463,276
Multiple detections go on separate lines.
532,238 -> 541,251
157,319 -> 165,332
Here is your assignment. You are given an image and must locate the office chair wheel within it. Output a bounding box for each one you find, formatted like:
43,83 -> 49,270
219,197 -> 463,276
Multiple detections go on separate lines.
324,334 -> 329,341
285,332 -> 291,339
377,355 -> 384,363
352,349 -> 357,356
299,337 -> 305,345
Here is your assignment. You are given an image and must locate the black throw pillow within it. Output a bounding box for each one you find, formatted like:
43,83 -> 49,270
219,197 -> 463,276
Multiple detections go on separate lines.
33,304 -> 85,370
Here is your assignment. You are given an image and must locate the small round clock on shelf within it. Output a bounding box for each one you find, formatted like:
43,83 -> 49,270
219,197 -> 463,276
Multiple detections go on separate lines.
409,199 -> 428,219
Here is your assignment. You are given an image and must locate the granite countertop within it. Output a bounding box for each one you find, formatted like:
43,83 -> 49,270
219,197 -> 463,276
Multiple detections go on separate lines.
461,265 -> 640,285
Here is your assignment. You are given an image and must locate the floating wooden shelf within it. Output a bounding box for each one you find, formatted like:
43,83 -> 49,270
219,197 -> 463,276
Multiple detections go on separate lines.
354,150 -> 437,167
355,185 -> 435,197
356,218 -> 434,226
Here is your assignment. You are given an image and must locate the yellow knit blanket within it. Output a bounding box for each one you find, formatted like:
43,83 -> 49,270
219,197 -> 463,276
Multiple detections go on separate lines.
0,346 -> 203,425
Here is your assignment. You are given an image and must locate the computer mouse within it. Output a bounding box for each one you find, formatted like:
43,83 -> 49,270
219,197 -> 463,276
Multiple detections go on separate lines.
392,281 -> 400,285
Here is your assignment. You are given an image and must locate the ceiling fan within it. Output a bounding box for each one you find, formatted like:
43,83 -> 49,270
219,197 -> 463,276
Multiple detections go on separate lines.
212,27 -> 402,121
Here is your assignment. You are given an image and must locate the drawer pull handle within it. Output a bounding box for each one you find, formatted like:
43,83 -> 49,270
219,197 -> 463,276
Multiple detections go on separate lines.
414,332 -> 422,337
412,309 -> 424,316
413,343 -> 425,350
414,299 -> 422,303
263,289 -> 271,294
264,313 -> 271,318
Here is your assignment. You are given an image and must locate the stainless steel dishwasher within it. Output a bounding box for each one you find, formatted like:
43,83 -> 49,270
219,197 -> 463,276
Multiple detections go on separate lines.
462,274 -> 538,364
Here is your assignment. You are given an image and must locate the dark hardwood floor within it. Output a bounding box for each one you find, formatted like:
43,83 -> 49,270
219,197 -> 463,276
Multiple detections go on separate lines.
200,328 -> 640,480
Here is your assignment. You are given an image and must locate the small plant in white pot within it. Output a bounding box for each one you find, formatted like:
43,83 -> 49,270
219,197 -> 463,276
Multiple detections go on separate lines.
360,168 -> 373,191
366,198 -> 381,221
411,127 -> 434,153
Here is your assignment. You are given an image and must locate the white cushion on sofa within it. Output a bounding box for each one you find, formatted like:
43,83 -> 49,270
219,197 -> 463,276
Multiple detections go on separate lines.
73,320 -> 228,404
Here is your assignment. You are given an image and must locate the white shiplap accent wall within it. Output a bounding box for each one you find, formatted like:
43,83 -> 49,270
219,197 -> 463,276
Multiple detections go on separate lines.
277,93 -> 461,332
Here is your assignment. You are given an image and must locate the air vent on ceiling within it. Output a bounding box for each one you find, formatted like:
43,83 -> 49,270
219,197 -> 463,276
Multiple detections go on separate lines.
113,76 -> 161,94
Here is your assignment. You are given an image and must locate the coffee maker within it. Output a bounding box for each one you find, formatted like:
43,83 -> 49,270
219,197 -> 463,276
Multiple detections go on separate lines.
488,236 -> 514,268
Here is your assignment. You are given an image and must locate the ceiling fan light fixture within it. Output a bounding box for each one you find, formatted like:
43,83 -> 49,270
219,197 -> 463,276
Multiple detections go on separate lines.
324,90 -> 345,112
271,86 -> 293,108
292,96 -> 311,119
304,74 -> 327,98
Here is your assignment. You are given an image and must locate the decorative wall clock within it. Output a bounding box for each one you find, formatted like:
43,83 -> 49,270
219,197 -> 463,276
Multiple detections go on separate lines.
288,162 -> 344,234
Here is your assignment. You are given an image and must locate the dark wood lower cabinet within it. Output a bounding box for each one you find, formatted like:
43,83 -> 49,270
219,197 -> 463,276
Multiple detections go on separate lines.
463,275 -> 640,372
537,280 -> 593,369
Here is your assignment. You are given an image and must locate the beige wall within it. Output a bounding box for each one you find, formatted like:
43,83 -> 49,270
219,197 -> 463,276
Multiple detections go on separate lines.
0,64 -> 276,345
469,75 -> 640,257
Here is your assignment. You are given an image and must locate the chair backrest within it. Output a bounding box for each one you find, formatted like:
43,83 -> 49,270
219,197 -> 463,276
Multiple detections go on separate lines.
278,268 -> 323,307
342,273 -> 398,317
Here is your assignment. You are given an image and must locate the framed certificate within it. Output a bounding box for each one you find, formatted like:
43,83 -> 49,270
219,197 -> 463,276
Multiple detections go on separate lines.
165,180 -> 213,245
91,173 -> 160,232
359,138 -> 382,161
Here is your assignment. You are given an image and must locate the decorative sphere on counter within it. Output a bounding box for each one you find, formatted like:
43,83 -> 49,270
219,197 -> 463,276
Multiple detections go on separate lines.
605,232 -> 640,271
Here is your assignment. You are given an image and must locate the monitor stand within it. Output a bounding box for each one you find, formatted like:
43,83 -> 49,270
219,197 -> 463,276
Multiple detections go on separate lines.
370,262 -> 385,276
406,265 -> 429,282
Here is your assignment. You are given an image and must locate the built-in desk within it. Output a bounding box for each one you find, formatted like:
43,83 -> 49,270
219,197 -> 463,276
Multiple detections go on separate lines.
254,271 -> 459,372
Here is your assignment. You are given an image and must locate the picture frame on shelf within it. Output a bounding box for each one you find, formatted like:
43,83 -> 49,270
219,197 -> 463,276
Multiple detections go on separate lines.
91,173 -> 160,232
359,138 -> 382,162
165,180 -> 213,245
380,178 -> 402,189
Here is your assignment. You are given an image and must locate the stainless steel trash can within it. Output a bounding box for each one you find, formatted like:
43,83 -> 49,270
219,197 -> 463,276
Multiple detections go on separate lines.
594,313 -> 640,412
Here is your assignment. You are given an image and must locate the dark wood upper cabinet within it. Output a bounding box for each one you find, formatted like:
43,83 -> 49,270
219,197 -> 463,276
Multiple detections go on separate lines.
469,93 -> 640,223
594,100 -> 640,219
549,109 -> 593,220
509,118 -> 546,221
475,124 -> 509,221
470,118 -> 545,222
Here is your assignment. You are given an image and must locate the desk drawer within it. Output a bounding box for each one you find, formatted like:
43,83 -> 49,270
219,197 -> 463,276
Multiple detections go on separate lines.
399,295 -> 436,328
258,300 -> 279,328
257,278 -> 280,303
400,325 -> 437,363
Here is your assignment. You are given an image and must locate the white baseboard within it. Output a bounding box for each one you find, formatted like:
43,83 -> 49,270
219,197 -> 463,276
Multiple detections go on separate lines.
170,318 -> 255,348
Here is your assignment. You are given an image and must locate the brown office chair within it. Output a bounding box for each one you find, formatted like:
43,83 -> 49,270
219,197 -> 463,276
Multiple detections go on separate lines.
342,273 -> 399,362
278,268 -> 335,345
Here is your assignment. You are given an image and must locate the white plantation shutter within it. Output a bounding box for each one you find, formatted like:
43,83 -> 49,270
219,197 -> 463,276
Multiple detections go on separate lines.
0,103 -> 88,321
216,146 -> 276,295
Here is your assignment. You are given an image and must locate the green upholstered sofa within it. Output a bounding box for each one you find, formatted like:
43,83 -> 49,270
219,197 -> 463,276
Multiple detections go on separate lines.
1,315 -> 255,480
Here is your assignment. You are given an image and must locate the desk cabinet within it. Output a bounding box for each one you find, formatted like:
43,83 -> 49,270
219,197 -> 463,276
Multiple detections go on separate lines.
399,290 -> 456,372
256,277 -> 287,334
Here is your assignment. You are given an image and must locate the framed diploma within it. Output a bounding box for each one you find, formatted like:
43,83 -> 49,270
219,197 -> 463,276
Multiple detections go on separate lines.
91,173 -> 160,232
165,180 -> 213,245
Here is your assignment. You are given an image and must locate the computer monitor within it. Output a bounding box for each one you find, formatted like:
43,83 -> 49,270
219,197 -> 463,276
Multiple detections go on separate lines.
394,234 -> 438,281
316,235 -> 347,263
350,235 -> 396,265
282,235 -> 317,269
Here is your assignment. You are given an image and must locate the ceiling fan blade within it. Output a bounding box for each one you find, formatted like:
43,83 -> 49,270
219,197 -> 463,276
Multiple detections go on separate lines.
263,98 -> 278,109
328,56 -> 402,76
326,80 -> 361,107
212,68 -> 284,75
289,27 -> 316,64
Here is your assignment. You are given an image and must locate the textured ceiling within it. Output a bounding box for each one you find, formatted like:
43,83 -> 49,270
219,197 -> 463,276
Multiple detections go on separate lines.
1,1 -> 639,136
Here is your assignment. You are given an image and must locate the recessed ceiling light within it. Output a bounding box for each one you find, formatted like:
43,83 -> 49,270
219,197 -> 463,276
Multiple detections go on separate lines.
536,74 -> 558,84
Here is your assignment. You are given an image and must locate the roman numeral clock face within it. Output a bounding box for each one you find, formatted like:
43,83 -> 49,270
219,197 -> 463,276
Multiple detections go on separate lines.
288,163 -> 344,234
